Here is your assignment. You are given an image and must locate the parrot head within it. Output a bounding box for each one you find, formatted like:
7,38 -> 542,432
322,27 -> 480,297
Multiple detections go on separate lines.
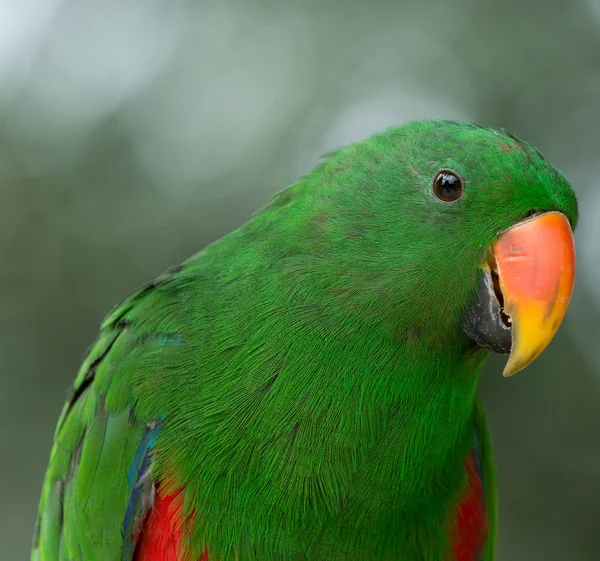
283,120 -> 577,375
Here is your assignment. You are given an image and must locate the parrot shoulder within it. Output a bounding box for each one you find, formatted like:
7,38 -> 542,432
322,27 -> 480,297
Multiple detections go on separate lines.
32,264 -> 191,561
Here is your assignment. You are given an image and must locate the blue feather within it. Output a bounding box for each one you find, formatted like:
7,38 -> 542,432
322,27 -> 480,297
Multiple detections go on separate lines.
121,423 -> 160,560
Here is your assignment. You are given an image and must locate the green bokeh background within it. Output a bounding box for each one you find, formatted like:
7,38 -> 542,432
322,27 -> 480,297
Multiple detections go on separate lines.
2,0 -> 600,559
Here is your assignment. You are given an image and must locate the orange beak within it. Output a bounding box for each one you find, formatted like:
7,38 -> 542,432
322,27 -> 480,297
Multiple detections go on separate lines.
492,211 -> 575,376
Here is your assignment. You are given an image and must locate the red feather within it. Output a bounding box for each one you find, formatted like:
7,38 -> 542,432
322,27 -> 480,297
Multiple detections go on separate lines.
134,490 -> 208,561
450,451 -> 488,561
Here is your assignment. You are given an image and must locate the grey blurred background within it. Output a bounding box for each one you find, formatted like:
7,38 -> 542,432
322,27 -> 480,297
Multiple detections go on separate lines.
2,0 -> 600,559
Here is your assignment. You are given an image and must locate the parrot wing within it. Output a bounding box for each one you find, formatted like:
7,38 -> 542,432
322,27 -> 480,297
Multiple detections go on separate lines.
474,399 -> 498,561
32,266 -> 193,561
450,399 -> 497,561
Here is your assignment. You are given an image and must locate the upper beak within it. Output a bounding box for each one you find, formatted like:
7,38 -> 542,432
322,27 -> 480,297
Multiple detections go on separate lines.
493,211 -> 575,376
462,211 -> 576,376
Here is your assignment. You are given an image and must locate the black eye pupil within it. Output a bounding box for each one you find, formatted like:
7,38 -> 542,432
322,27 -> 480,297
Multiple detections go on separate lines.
439,174 -> 459,196
433,171 -> 463,203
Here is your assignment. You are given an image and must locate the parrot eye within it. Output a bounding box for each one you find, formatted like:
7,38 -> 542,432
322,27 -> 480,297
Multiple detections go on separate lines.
432,170 -> 464,203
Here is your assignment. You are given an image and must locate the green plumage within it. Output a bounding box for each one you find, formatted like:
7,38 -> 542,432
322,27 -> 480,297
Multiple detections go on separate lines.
32,121 -> 577,560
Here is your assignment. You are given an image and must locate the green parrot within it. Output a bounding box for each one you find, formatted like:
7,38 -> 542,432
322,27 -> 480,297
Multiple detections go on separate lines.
32,120 -> 577,561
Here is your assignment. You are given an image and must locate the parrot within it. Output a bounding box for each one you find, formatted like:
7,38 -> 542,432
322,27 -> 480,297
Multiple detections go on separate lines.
31,120 -> 577,561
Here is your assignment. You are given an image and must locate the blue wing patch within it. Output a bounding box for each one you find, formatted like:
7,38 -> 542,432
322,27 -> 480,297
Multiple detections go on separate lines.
121,422 -> 160,560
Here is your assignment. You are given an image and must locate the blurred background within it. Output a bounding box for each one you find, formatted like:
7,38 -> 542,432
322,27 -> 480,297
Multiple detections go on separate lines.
1,0 -> 600,558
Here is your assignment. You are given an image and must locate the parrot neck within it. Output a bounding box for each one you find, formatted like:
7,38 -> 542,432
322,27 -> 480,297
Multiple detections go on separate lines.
270,334 -> 488,557
222,327 -> 487,558
167,233 -> 491,558
292,331 -> 486,496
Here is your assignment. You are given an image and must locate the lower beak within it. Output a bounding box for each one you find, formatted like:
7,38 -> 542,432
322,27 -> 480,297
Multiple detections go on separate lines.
493,211 -> 575,376
462,211 -> 576,377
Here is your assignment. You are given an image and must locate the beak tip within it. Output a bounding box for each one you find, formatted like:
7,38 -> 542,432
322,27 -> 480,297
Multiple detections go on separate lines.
502,351 -> 531,377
